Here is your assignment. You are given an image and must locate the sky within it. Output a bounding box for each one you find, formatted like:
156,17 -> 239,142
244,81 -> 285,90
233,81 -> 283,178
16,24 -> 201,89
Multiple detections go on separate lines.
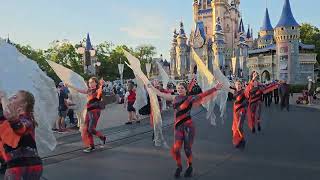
0,0 -> 319,60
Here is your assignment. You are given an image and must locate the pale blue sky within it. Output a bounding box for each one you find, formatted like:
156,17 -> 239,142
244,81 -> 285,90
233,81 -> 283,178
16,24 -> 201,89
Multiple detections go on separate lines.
0,0 -> 319,59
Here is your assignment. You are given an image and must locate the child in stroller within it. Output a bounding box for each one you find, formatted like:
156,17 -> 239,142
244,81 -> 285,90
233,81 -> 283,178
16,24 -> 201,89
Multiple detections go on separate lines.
296,90 -> 309,104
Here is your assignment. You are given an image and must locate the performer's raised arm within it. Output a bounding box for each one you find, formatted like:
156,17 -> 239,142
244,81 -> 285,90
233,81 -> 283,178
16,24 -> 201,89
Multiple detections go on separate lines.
148,84 -> 175,101
65,83 -> 88,94
191,83 -> 223,105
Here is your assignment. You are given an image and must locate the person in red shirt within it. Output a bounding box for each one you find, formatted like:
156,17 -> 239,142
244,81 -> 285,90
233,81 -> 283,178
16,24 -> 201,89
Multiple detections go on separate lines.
66,77 -> 107,153
124,82 -> 138,125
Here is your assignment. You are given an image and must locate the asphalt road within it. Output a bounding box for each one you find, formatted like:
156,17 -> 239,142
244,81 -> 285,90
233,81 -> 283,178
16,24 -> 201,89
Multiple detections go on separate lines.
1,103 -> 319,180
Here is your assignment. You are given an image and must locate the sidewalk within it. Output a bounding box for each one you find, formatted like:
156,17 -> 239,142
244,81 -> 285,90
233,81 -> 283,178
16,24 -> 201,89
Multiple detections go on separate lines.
54,103 -> 149,139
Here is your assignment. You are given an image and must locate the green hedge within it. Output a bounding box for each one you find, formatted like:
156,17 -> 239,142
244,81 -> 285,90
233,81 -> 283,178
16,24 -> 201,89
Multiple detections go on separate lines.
289,84 -> 307,93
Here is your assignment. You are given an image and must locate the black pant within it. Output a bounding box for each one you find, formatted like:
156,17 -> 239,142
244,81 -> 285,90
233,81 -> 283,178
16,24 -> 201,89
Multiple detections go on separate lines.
274,95 -> 279,104
67,109 -> 75,124
264,93 -> 272,107
280,96 -> 290,111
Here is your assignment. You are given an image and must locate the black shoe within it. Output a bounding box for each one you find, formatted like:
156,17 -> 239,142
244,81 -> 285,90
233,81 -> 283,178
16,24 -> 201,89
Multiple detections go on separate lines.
257,123 -> 261,132
136,120 -> 141,124
83,146 -> 95,153
125,122 -> 133,125
252,127 -> 256,134
184,166 -> 193,177
174,167 -> 182,178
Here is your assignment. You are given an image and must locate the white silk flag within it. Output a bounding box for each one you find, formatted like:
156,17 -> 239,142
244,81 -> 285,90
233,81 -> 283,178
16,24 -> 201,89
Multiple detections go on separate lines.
123,50 -> 167,147
46,60 -> 88,129
133,73 -> 148,114
191,48 -> 230,125
0,40 -> 57,156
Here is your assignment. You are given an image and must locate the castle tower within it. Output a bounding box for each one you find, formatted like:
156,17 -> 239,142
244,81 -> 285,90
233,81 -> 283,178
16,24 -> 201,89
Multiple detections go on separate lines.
212,17 -> 225,69
246,25 -> 253,48
176,22 -> 188,77
258,8 -> 274,48
274,0 -> 300,84
170,29 -> 178,77
80,33 -> 98,76
239,30 -> 249,79
193,0 -> 199,22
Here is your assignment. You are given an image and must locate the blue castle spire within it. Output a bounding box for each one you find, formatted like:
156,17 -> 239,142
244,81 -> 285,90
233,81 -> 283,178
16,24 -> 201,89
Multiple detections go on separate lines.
238,18 -> 245,33
246,25 -> 251,38
261,8 -> 273,31
179,22 -> 186,36
275,0 -> 299,28
86,33 -> 93,50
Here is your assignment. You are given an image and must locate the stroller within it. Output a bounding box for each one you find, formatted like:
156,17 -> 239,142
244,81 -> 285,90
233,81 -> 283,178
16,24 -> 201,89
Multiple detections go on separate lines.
313,87 -> 320,100
296,90 -> 309,104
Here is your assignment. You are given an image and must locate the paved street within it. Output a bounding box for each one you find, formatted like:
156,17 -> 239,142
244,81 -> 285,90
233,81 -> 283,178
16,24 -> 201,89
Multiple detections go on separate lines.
37,102 -> 320,180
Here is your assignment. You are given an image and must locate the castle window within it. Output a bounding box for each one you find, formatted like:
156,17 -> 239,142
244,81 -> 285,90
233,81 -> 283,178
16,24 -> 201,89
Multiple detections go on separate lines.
292,26 -> 295,30
281,28 -> 284,31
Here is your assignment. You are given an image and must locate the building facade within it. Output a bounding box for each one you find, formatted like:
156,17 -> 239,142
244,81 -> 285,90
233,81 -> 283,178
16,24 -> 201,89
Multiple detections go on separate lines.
248,0 -> 317,84
170,0 -> 317,84
170,0 -> 253,79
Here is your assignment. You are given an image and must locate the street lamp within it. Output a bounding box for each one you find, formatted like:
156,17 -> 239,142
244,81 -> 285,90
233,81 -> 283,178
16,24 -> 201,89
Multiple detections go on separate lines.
95,61 -> 101,77
118,58 -> 124,85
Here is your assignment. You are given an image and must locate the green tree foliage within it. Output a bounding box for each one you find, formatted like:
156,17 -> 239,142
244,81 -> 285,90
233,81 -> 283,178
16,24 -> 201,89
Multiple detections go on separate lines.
45,40 -> 83,75
14,40 -> 157,83
300,23 -> 320,64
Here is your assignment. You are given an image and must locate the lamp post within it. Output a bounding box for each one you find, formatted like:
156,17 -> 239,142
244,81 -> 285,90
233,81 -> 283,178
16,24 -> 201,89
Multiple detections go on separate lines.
95,61 -> 101,77
118,58 -> 124,85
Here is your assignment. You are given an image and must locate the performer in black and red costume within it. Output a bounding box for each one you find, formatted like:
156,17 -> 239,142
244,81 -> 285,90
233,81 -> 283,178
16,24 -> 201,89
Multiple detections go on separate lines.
231,80 -> 247,149
149,81 -> 223,178
245,72 -> 279,133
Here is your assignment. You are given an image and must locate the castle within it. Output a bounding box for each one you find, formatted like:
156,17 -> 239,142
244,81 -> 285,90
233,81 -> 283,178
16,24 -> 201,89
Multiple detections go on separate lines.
170,0 -> 317,84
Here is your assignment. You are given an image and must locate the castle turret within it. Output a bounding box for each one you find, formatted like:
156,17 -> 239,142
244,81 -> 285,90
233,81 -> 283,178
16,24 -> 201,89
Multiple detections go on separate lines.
212,17 -> 225,69
238,29 -> 249,79
246,25 -> 254,48
258,8 -> 274,48
170,29 -> 178,77
176,22 -> 188,77
193,0 -> 199,22
238,18 -> 245,35
274,0 -> 300,84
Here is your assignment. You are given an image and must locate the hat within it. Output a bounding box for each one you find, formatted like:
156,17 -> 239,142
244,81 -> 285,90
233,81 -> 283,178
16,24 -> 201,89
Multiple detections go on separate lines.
58,82 -> 64,87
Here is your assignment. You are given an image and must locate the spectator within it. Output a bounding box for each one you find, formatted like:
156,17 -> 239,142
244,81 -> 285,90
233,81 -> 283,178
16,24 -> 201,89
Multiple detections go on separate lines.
279,80 -> 290,111
53,82 -> 69,132
273,80 -> 280,104
124,82 -> 139,124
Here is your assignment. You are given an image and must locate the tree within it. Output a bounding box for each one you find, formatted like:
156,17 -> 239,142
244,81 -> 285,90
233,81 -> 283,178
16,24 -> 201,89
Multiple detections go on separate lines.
45,40 -> 83,75
133,45 -> 157,73
300,23 -> 320,64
